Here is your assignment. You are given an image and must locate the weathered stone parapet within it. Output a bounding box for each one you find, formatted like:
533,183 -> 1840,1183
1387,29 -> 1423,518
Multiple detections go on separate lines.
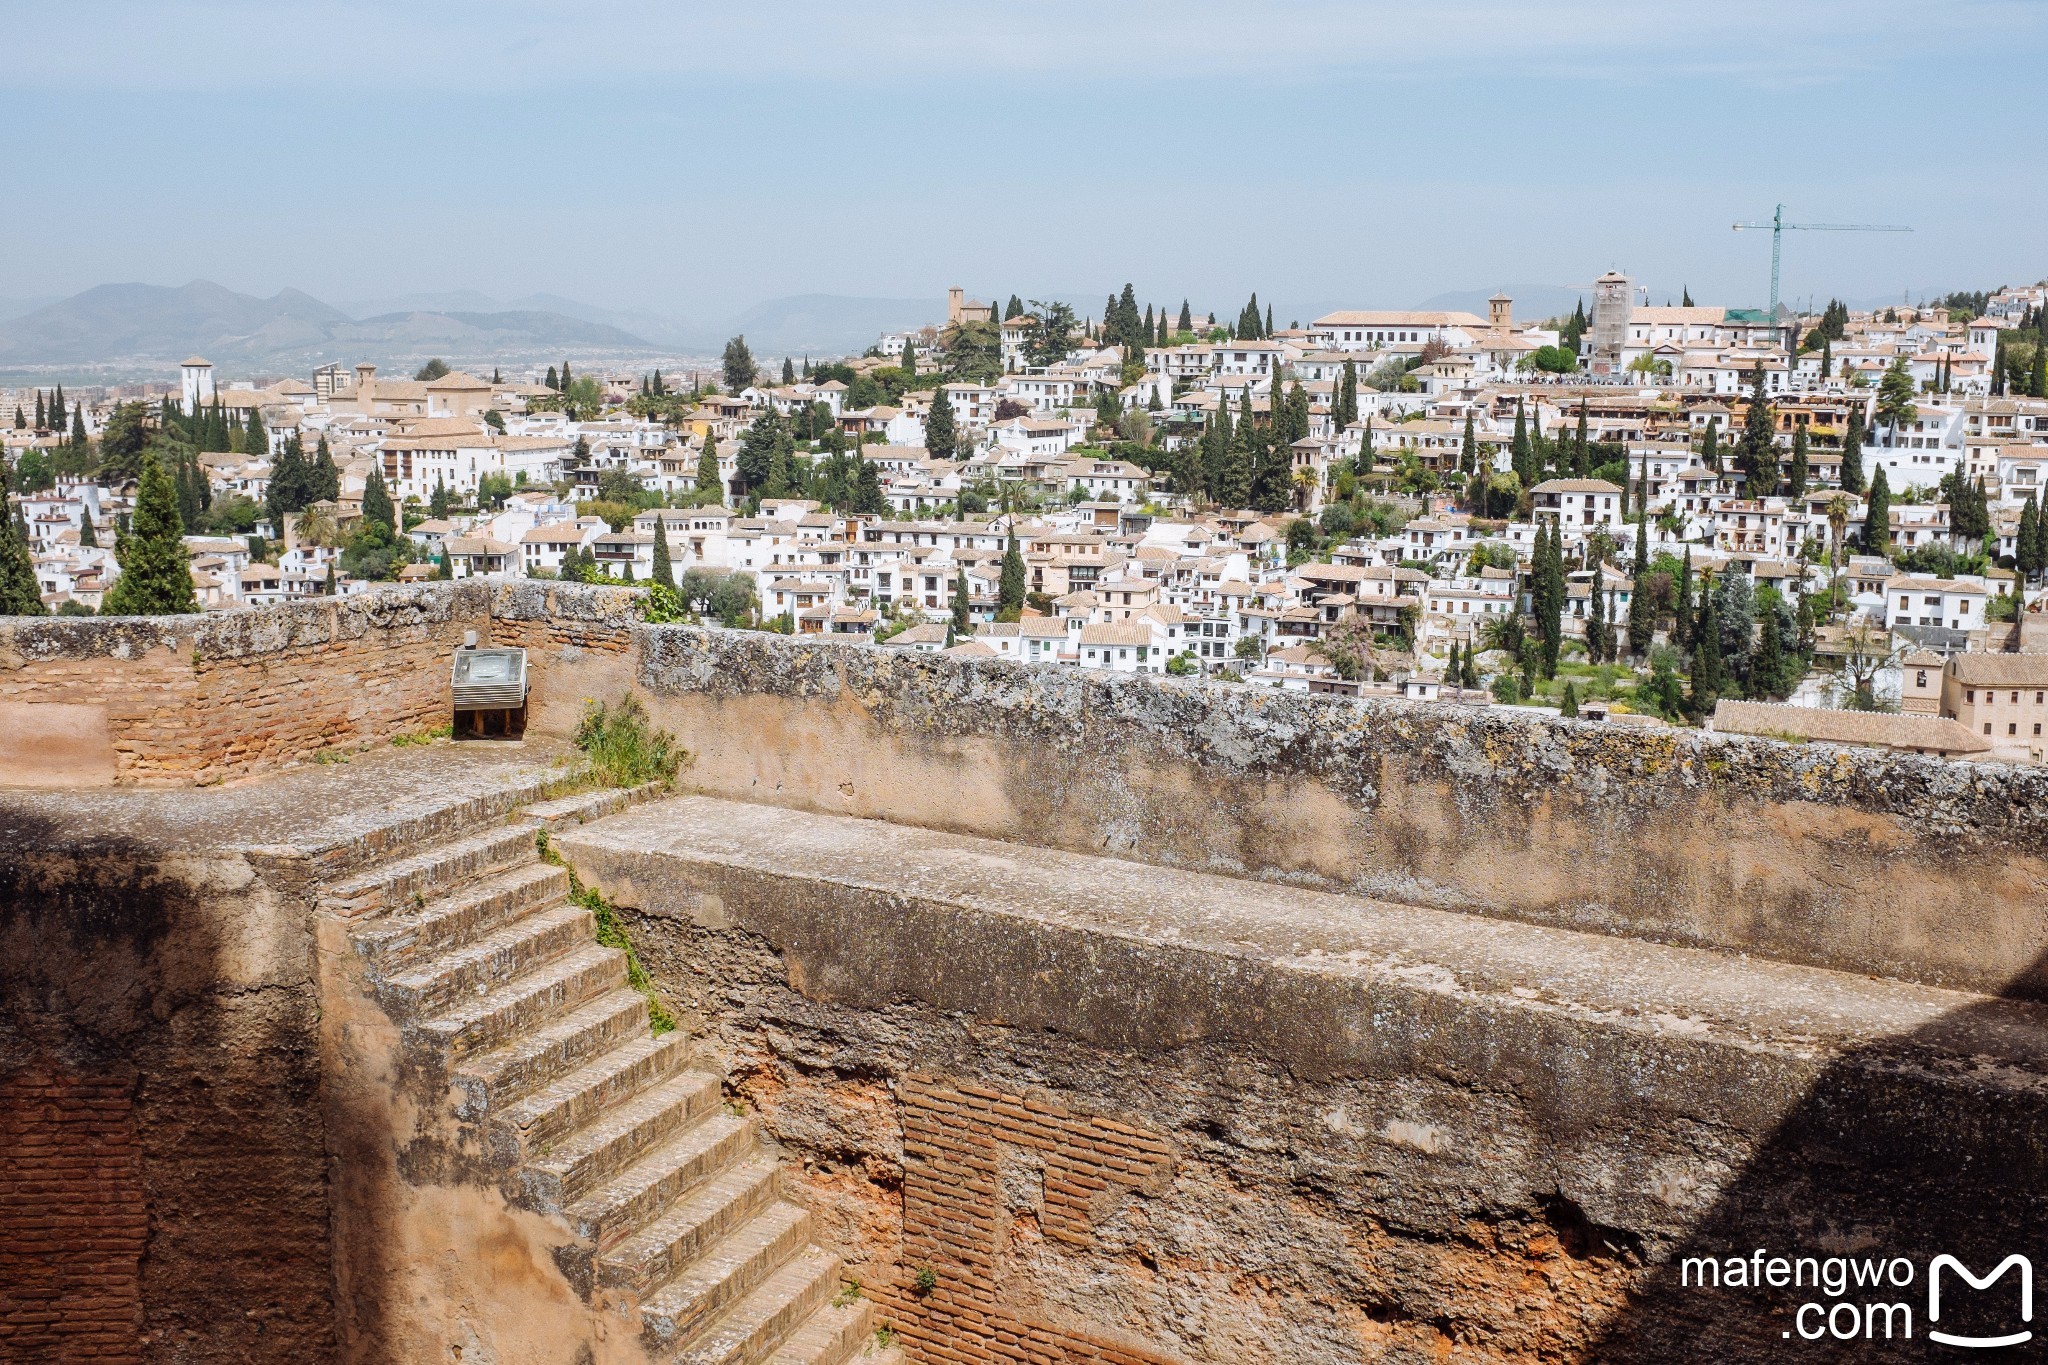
627,625 -> 2048,997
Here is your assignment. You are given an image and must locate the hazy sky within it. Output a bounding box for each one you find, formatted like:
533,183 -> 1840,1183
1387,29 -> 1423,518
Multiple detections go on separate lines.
6,1 -> 2044,323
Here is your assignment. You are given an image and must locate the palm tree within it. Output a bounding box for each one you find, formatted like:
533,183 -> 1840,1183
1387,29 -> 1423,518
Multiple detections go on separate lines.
1292,466 -> 1319,512
295,505 -> 340,548
1825,493 -> 1852,614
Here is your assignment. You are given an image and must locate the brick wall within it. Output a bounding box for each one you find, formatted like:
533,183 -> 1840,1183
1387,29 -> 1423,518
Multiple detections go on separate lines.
0,1064 -> 146,1362
0,582 -> 642,787
845,1073 -> 1183,1365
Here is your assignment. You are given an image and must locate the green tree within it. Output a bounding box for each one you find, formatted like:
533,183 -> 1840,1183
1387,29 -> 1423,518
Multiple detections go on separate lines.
13,448 -> 54,493
414,358 -> 450,381
1863,466 -> 1892,553
1876,358 -> 1917,441
1739,365 -> 1778,497
1177,300 -> 1193,334
1510,400 -> 1533,486
950,568 -> 971,635
998,521 -> 1026,619
1626,516 -> 1653,656
1699,415 -> 1721,475
722,335 -> 758,393
0,462 -> 45,614
696,437 -> 722,501
1788,424 -> 1809,499
267,435 -> 311,526
430,477 -> 451,519
1688,586 -> 1722,716
1026,300 -> 1078,366
308,436 -> 340,503
97,402 -> 152,481
545,364 -> 559,391
103,449 -> 199,615
1337,360 -> 1359,430
925,384 -> 957,458
1560,680 -> 1579,718
2020,495 -> 2043,582
651,518 -> 675,590
1840,405 -> 1865,494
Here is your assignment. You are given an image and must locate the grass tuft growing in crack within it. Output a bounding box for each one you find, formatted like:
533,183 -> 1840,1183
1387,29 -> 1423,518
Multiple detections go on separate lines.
536,829 -> 677,1035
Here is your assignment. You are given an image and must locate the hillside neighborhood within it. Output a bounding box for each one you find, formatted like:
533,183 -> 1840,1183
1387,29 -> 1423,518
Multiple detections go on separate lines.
7,278 -> 2048,762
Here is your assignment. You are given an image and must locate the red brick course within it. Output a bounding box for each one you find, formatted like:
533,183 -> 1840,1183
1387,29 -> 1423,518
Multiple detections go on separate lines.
0,1065 -> 145,1362
878,1071 -> 1184,1365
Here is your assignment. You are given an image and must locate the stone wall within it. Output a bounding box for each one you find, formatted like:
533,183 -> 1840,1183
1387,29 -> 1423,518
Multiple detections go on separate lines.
0,582 -> 641,788
630,626 -> 2048,997
556,796 -> 2048,1365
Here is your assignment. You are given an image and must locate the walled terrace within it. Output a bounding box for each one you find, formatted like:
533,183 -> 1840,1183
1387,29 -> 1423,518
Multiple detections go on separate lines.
3,581 -> 2046,1363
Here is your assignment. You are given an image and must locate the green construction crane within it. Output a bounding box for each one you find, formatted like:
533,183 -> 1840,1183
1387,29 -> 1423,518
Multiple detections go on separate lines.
1732,204 -> 1911,317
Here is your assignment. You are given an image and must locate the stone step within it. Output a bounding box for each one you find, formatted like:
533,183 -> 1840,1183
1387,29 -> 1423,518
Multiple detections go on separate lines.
567,1112 -> 755,1249
325,822 -> 539,917
599,1153 -> 781,1297
767,1299 -> 874,1365
494,1031 -> 693,1157
521,782 -> 667,831
417,943 -> 627,1059
381,904 -> 593,1016
520,1069 -> 725,1210
454,988 -> 655,1119
641,1204 -> 818,1360
351,862 -> 571,969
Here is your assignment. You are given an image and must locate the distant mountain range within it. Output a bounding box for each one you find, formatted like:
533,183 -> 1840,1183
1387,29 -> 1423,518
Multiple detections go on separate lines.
0,281 -> 950,378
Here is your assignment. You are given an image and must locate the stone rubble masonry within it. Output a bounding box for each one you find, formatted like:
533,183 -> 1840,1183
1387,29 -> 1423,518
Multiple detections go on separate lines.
0,1064 -> 146,1362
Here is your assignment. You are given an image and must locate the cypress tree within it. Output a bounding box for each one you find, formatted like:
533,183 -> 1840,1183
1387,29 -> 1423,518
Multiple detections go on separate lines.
1627,515 -> 1653,656
242,405 -> 268,455
1561,680 -> 1579,718
1459,410 -> 1476,479
1689,585 -> 1722,716
103,449 -> 199,615
998,522 -> 1025,618
1841,406 -> 1865,494
1675,548 -> 1693,648
1448,641 -> 1461,688
78,511 -> 97,548
1573,402 -> 1590,479
1700,415 -> 1721,475
1265,302 -> 1274,337
2021,495 -> 2043,582
1178,300 -> 1193,334
1219,393 -> 1255,508
1739,364 -> 1778,497
951,568 -> 971,635
11,405 -> 22,429
0,462 -> 45,614
70,404 -> 86,448
651,519 -> 675,589
266,436 -> 309,526
560,361 -> 572,392
33,391 -> 45,430
1788,425 -> 1809,499
1863,466 -> 1891,553
1463,640 -> 1480,688
545,365 -> 559,391
1338,361 -> 1359,430
782,356 -> 796,384
925,385 -> 957,458
430,477 -> 450,519
309,437 -> 340,503
1510,400 -> 1532,485
1752,598 -> 1786,700
2034,342 -> 2048,401
697,437 -> 721,501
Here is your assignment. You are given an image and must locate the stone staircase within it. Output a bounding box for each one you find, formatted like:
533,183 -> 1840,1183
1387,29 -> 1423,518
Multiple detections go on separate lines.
323,786 -> 896,1365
